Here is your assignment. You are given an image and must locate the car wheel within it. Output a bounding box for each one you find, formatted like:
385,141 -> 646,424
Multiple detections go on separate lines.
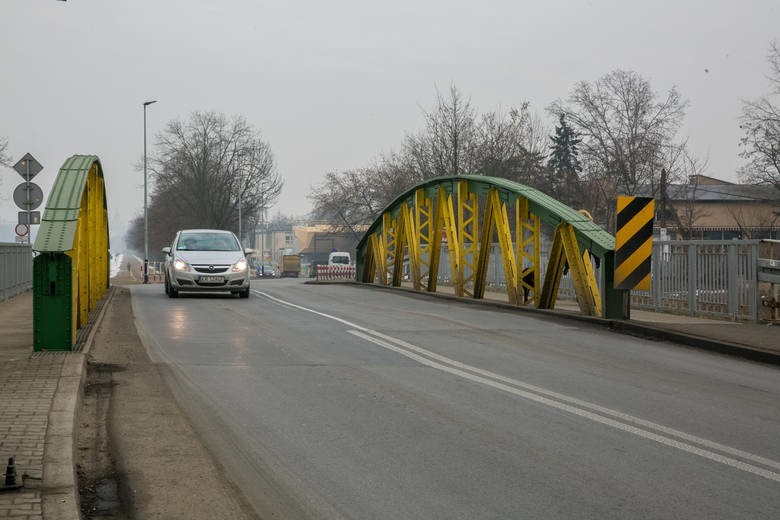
239,287 -> 250,299
168,284 -> 179,298
164,277 -> 170,295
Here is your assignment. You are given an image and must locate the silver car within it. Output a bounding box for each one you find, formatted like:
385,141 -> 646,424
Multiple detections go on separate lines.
162,229 -> 252,298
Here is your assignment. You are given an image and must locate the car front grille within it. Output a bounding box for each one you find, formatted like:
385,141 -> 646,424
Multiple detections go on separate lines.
193,265 -> 229,274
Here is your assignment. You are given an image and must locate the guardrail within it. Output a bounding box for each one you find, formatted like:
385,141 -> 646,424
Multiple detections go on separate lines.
0,243 -> 32,301
316,265 -> 356,281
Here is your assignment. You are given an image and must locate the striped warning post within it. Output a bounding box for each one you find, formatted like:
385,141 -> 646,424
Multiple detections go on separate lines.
614,196 -> 654,291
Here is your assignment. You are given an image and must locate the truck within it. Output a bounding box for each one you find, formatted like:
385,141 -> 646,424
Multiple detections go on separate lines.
281,254 -> 301,278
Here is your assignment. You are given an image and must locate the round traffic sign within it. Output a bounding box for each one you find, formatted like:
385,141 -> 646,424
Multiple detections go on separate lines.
15,224 -> 29,237
13,182 -> 44,211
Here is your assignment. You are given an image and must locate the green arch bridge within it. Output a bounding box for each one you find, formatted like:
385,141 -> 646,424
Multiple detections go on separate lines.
356,175 -> 629,319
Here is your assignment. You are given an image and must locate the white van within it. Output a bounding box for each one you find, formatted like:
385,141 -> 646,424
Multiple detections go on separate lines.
328,251 -> 351,266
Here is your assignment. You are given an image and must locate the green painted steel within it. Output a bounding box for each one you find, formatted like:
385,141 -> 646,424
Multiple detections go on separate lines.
31,155 -> 110,351
33,253 -> 73,351
34,155 -> 101,252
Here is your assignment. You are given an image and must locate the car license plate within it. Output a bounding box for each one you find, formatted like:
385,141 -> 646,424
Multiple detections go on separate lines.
199,275 -> 224,283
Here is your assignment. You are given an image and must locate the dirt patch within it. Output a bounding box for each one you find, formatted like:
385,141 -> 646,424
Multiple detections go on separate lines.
77,361 -> 126,519
75,285 -> 258,519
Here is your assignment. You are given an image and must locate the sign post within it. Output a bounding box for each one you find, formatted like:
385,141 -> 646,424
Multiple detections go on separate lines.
12,153 -> 44,244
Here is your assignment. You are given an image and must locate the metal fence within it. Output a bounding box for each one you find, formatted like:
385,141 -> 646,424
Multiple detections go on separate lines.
418,240 -> 761,321
0,243 -> 33,301
633,240 -> 759,322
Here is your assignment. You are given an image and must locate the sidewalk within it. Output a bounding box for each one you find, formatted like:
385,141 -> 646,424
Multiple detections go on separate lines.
0,268 -> 139,520
1,276 -> 778,519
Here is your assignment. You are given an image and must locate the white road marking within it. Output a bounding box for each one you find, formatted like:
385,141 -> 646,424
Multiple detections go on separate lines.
255,290 -> 780,482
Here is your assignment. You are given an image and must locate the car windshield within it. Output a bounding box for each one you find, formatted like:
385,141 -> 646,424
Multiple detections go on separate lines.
176,232 -> 239,252
331,255 -> 349,264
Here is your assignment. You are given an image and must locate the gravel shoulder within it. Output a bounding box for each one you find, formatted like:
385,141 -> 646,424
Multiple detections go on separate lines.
77,284 -> 258,519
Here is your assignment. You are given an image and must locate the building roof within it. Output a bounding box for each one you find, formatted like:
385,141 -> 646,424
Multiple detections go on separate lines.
637,183 -> 780,202
687,174 -> 735,186
667,184 -> 779,202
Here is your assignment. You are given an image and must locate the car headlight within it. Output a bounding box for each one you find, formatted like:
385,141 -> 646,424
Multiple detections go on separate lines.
232,258 -> 248,272
173,258 -> 190,272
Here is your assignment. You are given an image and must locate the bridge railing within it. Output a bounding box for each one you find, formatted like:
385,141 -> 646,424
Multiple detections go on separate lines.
425,240 -> 761,321
0,243 -> 33,301
635,240 -> 759,322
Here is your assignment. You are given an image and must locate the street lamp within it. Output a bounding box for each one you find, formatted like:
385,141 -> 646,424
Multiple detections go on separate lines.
234,151 -> 246,247
237,163 -> 243,247
260,181 -> 266,266
143,100 -> 157,284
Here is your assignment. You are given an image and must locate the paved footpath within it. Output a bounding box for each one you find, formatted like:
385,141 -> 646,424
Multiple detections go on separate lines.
0,266 -> 133,519
0,273 -> 778,519
0,289 -> 82,519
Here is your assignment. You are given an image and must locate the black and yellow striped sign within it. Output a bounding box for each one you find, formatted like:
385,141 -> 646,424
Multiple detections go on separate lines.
614,196 -> 654,291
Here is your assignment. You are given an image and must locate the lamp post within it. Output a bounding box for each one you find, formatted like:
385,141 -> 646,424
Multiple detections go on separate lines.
260,181 -> 265,266
238,170 -> 242,248
235,153 -> 244,247
143,100 -> 157,284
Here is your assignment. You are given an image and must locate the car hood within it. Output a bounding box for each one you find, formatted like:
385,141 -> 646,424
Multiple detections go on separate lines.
175,251 -> 244,265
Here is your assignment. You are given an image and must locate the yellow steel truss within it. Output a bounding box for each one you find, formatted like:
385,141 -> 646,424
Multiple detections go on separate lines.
537,223 -> 601,316
415,188 -> 434,290
474,188 -> 518,304
64,162 -> 109,329
382,213 -> 395,285
457,180 -> 478,297
516,197 -> 541,306
424,188 -> 443,292
400,202 -> 422,289
359,178 -> 606,317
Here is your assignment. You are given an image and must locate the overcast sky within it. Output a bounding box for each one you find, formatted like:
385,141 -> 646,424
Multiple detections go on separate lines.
1,0 -> 778,248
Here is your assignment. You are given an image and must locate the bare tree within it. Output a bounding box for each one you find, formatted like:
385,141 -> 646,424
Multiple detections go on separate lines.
308,86 -> 554,230
548,70 -> 688,226
0,136 -> 10,167
127,111 -> 282,254
0,136 -> 10,195
669,152 -> 710,239
473,103 -> 550,183
727,204 -> 780,239
565,70 -> 686,193
740,41 -> 780,190
404,84 -> 479,178
310,169 -> 383,227
309,153 -> 417,230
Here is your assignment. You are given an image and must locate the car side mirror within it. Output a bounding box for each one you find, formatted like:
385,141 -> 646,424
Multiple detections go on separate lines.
244,247 -> 255,255
162,246 -> 171,255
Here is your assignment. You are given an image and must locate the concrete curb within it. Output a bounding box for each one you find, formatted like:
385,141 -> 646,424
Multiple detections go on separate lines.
337,281 -> 780,366
41,286 -> 116,520
605,320 -> 780,365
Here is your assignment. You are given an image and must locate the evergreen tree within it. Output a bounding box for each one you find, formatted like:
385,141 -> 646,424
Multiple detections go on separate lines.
547,114 -> 583,208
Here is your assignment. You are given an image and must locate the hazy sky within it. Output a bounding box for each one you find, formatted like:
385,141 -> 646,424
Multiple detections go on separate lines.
1,0 -> 778,247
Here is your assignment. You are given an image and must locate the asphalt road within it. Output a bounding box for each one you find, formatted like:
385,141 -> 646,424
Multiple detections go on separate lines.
130,279 -> 780,519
